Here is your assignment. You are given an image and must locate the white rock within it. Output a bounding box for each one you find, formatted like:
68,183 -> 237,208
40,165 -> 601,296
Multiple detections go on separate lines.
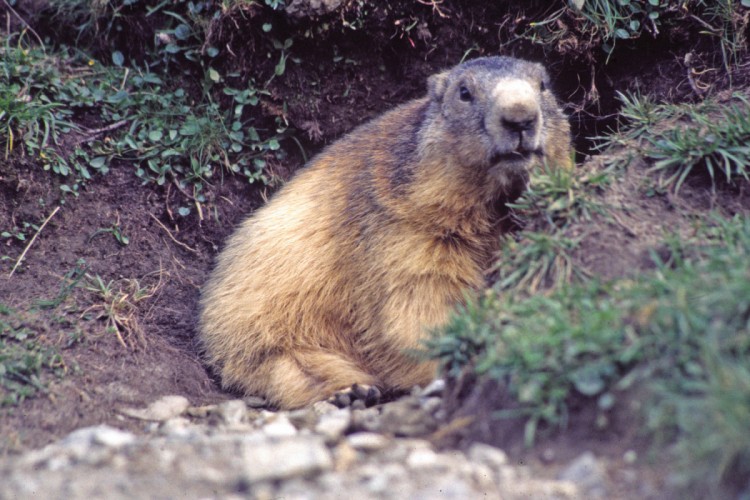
406,447 -> 439,468
241,436 -> 333,482
345,432 -> 390,451
215,399 -> 248,426
467,442 -> 508,470
314,408 -> 351,442
419,396 -> 442,414
262,413 -> 298,437
311,400 -> 339,415
558,451 -> 608,498
159,417 -> 195,438
119,395 -> 190,421
420,378 -> 446,397
61,424 -> 136,448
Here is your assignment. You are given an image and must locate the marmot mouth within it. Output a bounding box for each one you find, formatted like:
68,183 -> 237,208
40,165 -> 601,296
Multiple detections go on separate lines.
489,150 -> 533,166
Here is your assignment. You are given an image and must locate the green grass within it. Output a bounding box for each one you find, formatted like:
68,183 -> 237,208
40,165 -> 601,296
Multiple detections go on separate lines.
610,92 -> 750,192
81,272 -> 162,349
429,215 -> 750,493
0,304 -> 66,407
522,0 -> 748,64
1,4 -> 291,203
488,162 -> 610,294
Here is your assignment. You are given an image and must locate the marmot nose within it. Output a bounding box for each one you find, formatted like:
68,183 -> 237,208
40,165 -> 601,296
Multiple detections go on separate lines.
502,117 -> 536,133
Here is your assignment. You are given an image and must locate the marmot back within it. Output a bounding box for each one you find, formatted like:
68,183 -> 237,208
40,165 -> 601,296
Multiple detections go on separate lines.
199,56 -> 572,409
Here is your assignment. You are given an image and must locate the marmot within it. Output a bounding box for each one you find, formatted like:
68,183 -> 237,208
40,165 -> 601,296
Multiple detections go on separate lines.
199,56 -> 572,409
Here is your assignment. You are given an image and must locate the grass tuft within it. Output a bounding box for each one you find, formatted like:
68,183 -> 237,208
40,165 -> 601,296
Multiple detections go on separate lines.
81,272 -> 164,349
0,304 -> 66,407
430,215 -> 750,493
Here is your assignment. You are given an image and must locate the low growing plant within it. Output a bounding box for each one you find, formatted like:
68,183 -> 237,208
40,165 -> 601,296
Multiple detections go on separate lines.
613,92 -> 750,192
429,215 -> 750,492
0,304 -> 66,407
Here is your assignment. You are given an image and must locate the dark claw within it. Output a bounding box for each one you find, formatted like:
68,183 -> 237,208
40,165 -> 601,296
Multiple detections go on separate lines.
331,391 -> 352,408
329,384 -> 382,408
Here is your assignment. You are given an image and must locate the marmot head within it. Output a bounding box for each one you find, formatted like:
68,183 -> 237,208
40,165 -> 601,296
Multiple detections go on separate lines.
426,56 -> 557,200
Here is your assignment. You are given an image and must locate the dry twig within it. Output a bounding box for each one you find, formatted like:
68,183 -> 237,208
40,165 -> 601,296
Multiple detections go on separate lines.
9,206 -> 60,278
148,213 -> 199,254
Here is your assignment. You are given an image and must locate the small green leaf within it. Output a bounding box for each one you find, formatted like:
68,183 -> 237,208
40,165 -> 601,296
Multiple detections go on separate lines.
268,139 -> 280,150
180,122 -> 200,136
206,46 -> 219,57
174,24 -> 192,41
262,23 -> 272,32
178,207 -> 191,217
148,130 -> 163,142
614,28 -> 631,39
208,68 -> 221,83
112,51 -> 124,67
275,56 -> 287,76
89,156 -> 107,169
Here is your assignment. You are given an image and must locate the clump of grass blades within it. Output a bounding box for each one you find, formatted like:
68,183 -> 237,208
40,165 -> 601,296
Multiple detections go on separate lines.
491,161 -> 607,294
0,304 -> 65,406
646,94 -> 750,192
429,215 -> 750,494
81,272 -> 163,349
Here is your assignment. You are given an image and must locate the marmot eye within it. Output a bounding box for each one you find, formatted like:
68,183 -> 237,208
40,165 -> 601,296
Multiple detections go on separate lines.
459,86 -> 472,102
540,80 -> 547,92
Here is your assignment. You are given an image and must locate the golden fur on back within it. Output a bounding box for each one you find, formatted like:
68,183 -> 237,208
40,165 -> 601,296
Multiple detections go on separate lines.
199,56 -> 573,409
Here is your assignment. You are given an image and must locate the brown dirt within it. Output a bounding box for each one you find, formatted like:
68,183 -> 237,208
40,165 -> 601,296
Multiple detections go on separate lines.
0,158 -> 263,450
1,5 -> 748,489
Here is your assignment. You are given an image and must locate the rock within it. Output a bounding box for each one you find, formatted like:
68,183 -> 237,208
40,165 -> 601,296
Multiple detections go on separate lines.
406,446 -> 439,468
350,407 -> 381,433
0,391 -> 649,500
20,425 -> 136,471
558,451 -> 608,498
332,441 -> 359,471
64,425 -> 136,449
504,479 -> 580,500
419,396 -> 442,414
158,417 -> 198,438
242,436 -> 333,482
186,405 -> 214,418
377,397 -> 438,437
467,442 -> 508,470
215,399 -> 248,426
261,413 -> 298,437
314,408 -> 351,442
284,0 -> 344,19
311,400 -> 339,415
286,407 -> 319,429
419,378 -> 446,398
119,395 -> 190,421
346,432 -> 390,451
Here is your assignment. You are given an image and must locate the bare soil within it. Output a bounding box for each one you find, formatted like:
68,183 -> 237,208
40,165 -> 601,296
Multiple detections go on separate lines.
1,6 -> 748,494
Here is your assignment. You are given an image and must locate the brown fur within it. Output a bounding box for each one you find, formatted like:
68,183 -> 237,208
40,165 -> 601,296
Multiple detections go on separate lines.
199,56 -> 573,409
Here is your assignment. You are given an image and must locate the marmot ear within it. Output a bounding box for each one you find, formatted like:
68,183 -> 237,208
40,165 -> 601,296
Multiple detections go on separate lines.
427,71 -> 450,101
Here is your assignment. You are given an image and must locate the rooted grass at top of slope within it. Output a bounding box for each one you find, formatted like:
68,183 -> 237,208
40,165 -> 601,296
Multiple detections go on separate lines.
429,214 -> 750,495
611,91 -> 750,193
0,30 -> 287,205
